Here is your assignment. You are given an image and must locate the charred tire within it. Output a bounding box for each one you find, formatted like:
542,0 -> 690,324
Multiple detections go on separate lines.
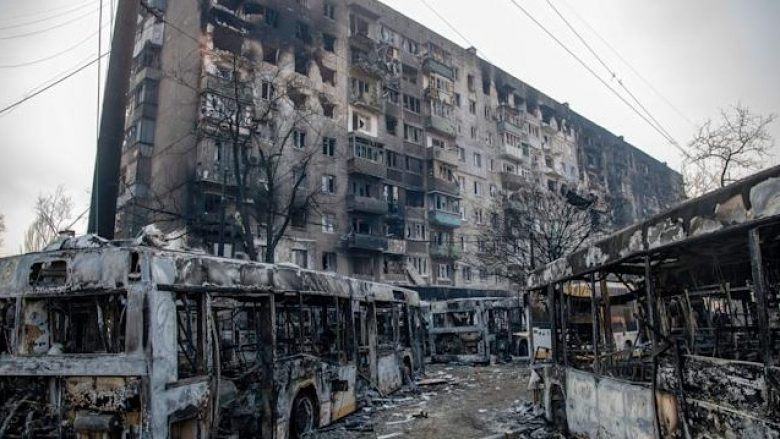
289,391 -> 317,439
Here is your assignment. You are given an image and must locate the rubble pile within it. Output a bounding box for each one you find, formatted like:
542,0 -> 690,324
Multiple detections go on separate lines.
309,364 -> 565,439
481,401 -> 565,439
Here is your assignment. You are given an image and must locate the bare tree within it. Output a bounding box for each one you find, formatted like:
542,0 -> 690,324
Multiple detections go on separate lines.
202,50 -> 329,263
684,104 -> 776,196
470,186 -> 606,285
23,186 -> 74,253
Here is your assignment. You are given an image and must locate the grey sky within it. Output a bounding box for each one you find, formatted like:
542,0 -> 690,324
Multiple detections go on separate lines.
0,0 -> 778,255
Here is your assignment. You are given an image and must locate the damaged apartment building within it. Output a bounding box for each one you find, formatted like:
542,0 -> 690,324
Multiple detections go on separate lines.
115,0 -> 684,291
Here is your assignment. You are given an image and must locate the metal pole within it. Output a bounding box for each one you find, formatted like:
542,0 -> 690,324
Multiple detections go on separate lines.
218,169 -> 227,256
88,0 -> 140,238
590,273 -> 600,373
748,228 -> 775,410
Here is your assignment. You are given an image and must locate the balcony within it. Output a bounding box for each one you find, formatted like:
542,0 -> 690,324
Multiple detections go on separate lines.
497,120 -> 527,139
427,146 -> 460,166
425,114 -> 457,138
348,157 -> 386,179
500,171 -> 529,192
422,56 -> 455,80
347,194 -> 389,215
343,233 -> 387,252
429,209 -> 462,228
205,75 -> 253,101
430,244 -> 462,260
427,177 -> 459,195
349,89 -> 381,112
385,238 -> 407,255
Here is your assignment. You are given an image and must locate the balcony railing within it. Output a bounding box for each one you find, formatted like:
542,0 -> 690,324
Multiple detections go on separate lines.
205,75 -> 253,101
429,209 -> 462,228
347,194 -> 389,215
385,238 -> 407,255
347,157 -> 386,179
422,56 -> 455,80
427,147 -> 460,166
342,233 -> 387,252
425,114 -> 457,138
427,176 -> 459,195
349,89 -> 381,111
497,120 -> 527,139
430,244 -> 462,260
499,171 -> 529,192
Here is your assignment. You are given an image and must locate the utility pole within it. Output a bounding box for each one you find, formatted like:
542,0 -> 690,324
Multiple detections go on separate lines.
88,0 -> 140,238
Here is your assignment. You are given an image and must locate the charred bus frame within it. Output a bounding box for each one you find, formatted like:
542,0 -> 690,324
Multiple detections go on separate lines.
527,166 -> 780,438
0,243 -> 424,438
423,296 -> 526,364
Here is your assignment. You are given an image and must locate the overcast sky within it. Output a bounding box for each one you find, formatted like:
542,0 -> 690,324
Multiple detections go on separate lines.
0,0 -> 778,255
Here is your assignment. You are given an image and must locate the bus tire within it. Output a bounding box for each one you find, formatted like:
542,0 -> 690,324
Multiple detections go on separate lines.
289,390 -> 317,439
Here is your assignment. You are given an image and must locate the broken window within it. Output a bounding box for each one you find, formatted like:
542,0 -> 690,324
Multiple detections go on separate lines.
175,292 -> 206,379
402,64 -> 417,84
292,249 -> 308,268
320,66 -> 336,86
0,299 -> 15,355
289,89 -> 307,110
294,52 -> 310,75
376,304 -> 395,351
323,33 -> 336,52
322,252 -> 337,270
20,294 -> 127,355
263,47 -> 279,65
290,207 -> 307,228
385,115 -> 398,136
349,14 -> 370,37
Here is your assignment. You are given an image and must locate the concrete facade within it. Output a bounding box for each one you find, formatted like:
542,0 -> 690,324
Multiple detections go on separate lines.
116,0 -> 684,289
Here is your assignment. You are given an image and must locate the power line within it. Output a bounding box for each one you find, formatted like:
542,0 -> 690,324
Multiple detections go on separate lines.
0,23 -> 107,69
504,0 -> 695,163
0,0 -> 97,31
0,6 -> 100,40
557,0 -> 697,128
0,52 -> 109,116
542,0 -> 679,146
418,0 -> 496,65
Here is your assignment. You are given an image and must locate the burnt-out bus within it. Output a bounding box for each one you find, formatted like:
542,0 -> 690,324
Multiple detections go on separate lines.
0,240 -> 424,438
527,166 -> 780,438
424,296 -> 525,363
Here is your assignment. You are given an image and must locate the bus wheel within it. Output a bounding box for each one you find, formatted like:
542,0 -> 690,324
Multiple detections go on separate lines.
290,392 -> 316,439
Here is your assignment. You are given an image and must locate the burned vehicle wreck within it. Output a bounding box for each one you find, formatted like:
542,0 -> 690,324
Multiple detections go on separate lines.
423,297 -> 526,364
0,239 -> 424,438
527,165 -> 780,438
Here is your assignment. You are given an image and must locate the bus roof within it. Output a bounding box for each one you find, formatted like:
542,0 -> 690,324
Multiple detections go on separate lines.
0,242 -> 419,305
527,164 -> 780,290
